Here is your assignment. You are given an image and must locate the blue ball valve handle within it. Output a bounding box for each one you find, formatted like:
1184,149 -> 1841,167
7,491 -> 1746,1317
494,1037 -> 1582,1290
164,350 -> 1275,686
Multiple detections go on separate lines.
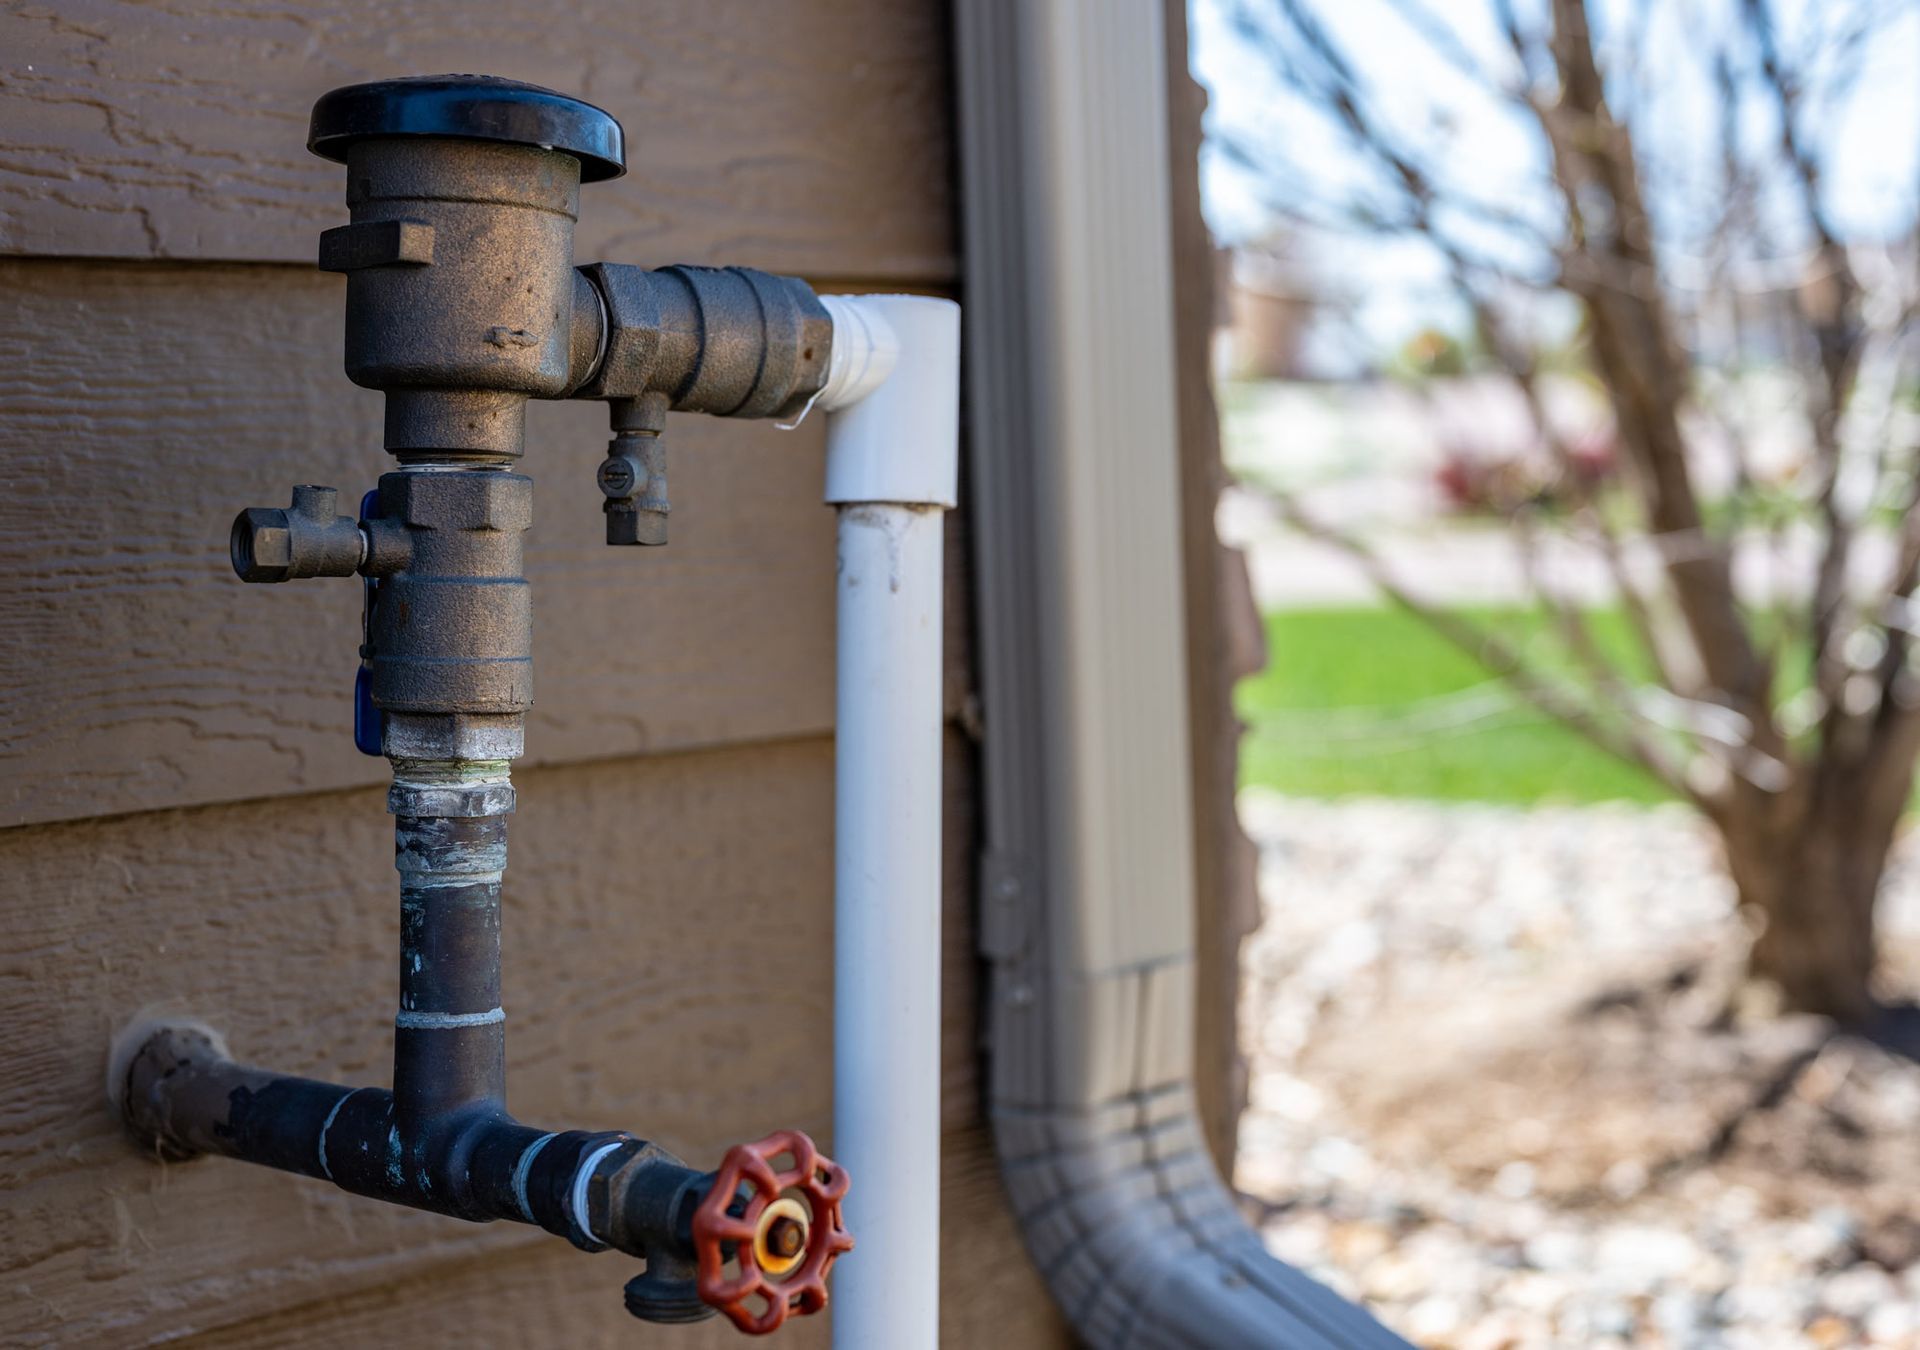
353,487 -> 384,757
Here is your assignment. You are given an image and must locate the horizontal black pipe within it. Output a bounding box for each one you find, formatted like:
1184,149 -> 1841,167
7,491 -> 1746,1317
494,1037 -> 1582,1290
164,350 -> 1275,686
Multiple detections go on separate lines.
113,770 -> 730,1325
119,1024 -> 708,1255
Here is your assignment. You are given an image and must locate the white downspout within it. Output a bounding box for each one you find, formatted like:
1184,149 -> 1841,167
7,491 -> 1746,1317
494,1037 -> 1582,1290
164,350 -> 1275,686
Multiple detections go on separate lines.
817,294 -> 960,1350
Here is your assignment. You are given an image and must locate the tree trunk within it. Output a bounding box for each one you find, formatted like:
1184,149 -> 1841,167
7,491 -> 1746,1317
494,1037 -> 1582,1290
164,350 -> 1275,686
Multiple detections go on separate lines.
1726,796 -> 1891,1026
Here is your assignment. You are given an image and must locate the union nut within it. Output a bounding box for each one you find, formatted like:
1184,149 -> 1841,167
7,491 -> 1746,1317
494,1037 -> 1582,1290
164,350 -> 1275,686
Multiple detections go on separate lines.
230,484 -> 365,583
586,1137 -> 706,1258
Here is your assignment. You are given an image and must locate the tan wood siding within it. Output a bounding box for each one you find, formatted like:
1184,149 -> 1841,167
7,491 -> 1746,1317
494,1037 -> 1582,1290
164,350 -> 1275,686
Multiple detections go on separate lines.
0,2 -> 1068,1343
2,747 -> 830,1345
0,739 -> 1061,1346
179,1240 -> 834,1349
0,2 -> 953,281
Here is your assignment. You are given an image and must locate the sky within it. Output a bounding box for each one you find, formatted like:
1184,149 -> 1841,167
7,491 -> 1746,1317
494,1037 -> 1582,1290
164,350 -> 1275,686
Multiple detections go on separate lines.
1189,0 -> 1920,367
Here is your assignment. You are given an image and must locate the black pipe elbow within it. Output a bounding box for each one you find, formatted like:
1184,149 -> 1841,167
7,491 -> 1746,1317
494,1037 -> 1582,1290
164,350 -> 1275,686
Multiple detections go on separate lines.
114,1022 -> 716,1278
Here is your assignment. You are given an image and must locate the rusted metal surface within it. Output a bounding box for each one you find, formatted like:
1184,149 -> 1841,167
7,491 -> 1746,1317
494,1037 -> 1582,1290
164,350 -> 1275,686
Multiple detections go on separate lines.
391,761 -> 511,1128
575,263 -> 831,418
577,264 -> 832,546
362,470 -> 535,719
230,485 -> 366,582
322,101 -> 602,460
134,74 -> 856,1334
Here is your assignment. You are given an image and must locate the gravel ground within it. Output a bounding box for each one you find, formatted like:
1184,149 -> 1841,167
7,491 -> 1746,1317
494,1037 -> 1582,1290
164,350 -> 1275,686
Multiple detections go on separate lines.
1235,792 -> 1920,1349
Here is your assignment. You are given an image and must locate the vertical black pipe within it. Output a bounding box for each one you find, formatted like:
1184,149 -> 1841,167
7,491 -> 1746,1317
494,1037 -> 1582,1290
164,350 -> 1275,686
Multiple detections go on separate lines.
393,805 -> 508,1125
386,756 -> 515,1213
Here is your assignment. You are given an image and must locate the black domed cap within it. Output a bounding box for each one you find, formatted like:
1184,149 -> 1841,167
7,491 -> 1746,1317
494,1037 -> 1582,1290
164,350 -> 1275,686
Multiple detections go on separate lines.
309,75 -> 626,181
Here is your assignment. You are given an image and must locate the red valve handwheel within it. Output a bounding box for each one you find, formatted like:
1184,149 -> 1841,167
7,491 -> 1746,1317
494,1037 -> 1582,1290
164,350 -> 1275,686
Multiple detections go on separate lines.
692,1128 -> 854,1335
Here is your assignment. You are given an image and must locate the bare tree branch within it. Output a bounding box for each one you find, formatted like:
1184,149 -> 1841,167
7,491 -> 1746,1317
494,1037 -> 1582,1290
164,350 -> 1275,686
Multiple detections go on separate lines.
1510,505 -> 1703,794
1376,0 -> 1520,99
1740,0 -> 1873,721
1229,0 -> 1565,266
1217,0 -> 1920,1018
1534,0 -> 1780,748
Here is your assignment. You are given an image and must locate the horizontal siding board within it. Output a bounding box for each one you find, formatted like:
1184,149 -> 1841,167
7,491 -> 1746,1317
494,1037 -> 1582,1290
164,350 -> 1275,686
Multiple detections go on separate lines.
179,1238 -> 836,1349
0,735 -> 1057,1346
0,1 -> 1062,1343
0,260 -> 971,829
0,2 -> 954,279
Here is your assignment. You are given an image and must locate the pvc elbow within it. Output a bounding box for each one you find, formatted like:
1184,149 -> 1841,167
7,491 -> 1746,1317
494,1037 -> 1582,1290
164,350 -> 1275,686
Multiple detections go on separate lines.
817,294 -> 901,412
821,295 -> 960,509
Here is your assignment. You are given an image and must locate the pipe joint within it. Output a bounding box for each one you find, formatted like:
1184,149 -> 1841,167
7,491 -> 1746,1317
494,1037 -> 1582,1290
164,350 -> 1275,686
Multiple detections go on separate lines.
111,1021 -> 749,1318
229,484 -> 366,583
573,263 -> 832,420
571,264 -> 833,546
821,296 -> 960,509
190,74 -> 859,1337
586,1136 -> 704,1256
364,468 -> 533,719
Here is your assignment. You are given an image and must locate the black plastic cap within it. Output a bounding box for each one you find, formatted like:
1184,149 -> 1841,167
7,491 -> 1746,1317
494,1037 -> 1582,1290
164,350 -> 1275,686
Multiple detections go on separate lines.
309,75 -> 626,182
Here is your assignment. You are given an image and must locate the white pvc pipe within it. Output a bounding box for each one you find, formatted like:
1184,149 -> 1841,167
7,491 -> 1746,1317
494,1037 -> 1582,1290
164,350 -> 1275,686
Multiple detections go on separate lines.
820,295 -> 960,1350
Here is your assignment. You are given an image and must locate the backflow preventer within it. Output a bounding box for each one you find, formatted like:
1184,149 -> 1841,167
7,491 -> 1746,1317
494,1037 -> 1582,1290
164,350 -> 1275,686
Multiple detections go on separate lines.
110,77 -> 880,1336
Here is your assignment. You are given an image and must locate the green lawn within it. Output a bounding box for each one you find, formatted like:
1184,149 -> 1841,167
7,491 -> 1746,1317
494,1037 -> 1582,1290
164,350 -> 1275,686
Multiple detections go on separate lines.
1235,606 -> 1675,805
